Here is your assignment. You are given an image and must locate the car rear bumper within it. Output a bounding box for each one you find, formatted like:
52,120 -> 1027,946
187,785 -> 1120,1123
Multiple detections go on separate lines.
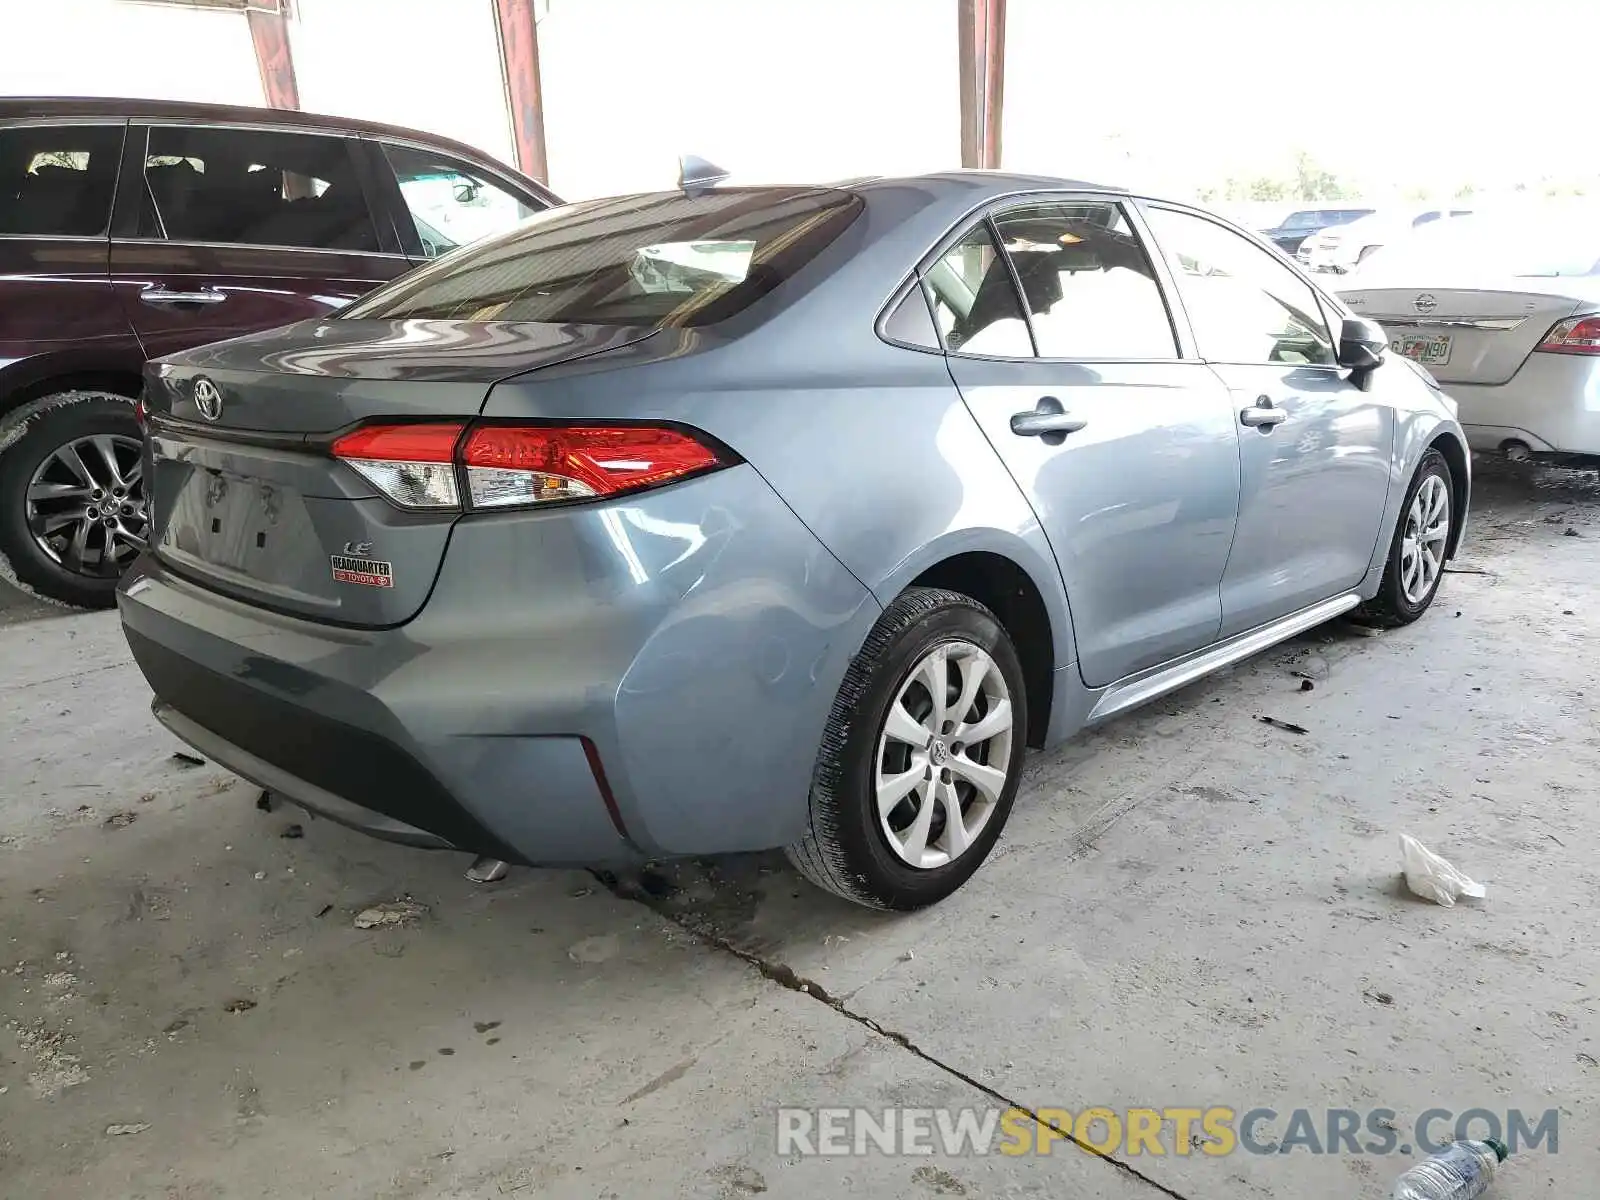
1448,351 -> 1600,455
118,464 -> 880,865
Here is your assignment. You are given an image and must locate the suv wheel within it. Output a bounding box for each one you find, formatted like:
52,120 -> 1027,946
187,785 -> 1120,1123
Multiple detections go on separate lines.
786,587 -> 1028,910
0,391 -> 146,609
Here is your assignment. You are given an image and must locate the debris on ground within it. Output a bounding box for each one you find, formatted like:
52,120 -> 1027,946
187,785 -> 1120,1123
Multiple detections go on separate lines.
315,904 -> 333,918
103,811 -> 137,829
567,934 -> 620,964
223,998 -> 257,1013
354,900 -> 428,929
255,791 -> 275,812
1299,679 -> 1315,692
1363,988 -> 1395,1006
105,1123 -> 151,1136
171,752 -> 204,767
1399,834 -> 1487,907
253,871 -> 266,881
1256,715 -> 1309,735
1564,526 -> 1582,537
1544,513 -> 1567,524
280,824 -> 304,839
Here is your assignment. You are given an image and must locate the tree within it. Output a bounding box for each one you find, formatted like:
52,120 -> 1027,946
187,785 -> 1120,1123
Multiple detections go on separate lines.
1294,152 -> 1348,201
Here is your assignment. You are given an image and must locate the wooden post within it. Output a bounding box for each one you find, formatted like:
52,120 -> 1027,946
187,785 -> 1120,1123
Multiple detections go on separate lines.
245,0 -> 300,111
958,0 -> 1006,170
493,0 -> 550,184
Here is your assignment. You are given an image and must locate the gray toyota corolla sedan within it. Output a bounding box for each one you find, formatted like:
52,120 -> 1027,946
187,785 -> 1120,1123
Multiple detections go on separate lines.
118,170 -> 1470,910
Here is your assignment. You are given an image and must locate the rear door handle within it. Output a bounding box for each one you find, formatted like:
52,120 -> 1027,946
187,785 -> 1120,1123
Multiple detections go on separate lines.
1010,396 -> 1087,443
140,286 -> 227,306
1239,396 -> 1288,428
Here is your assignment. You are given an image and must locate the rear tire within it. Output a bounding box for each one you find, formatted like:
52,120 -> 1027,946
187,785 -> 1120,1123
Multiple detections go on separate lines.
1357,448 -> 1453,627
0,391 -> 144,609
785,587 -> 1028,911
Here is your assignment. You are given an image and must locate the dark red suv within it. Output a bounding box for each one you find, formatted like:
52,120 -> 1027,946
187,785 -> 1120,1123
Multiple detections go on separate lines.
0,97 -> 557,607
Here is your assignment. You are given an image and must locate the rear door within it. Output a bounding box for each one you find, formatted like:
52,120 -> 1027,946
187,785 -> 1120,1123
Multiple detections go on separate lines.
1141,204 -> 1393,637
0,121 -> 139,399
929,196 -> 1242,687
108,123 -> 411,359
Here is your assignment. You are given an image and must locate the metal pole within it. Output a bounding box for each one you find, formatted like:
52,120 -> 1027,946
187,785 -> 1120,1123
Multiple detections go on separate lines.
958,0 -> 1006,170
493,0 -> 551,184
245,0 -> 301,111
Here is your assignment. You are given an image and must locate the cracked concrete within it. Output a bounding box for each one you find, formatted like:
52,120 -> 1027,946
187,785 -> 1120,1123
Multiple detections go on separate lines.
1,459 -> 1597,1198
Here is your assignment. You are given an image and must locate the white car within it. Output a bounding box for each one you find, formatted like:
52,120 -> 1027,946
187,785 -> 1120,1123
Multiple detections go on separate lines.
1339,208 -> 1600,457
1301,206 -> 1474,274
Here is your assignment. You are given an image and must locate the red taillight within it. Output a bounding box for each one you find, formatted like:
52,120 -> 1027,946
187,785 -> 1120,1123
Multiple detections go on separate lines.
133,396 -> 147,427
331,421 -> 727,511
332,422 -> 465,510
1537,315 -> 1600,356
460,425 -> 724,508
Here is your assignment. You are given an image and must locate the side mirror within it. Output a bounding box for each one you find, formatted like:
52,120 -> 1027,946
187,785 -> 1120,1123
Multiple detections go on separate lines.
1338,316 -> 1387,371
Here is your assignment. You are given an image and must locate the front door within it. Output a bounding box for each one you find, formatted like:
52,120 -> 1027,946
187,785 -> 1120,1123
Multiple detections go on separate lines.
109,124 -> 408,361
1141,204 -> 1394,637
929,199 -> 1242,687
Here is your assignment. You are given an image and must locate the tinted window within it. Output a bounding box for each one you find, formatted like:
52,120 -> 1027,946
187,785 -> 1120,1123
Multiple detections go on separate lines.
345,188 -> 862,327
882,283 -> 940,348
991,202 -> 1176,359
0,124 -> 123,237
383,143 -> 540,259
1143,206 -> 1335,366
139,126 -> 378,252
922,222 -> 1032,357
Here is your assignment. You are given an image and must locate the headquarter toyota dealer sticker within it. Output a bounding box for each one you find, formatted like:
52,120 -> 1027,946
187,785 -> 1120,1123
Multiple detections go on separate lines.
330,553 -> 394,588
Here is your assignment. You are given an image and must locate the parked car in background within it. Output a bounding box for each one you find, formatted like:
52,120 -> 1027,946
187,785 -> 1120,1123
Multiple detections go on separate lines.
0,97 -> 556,607
1340,206 -> 1600,457
120,171 -> 1468,910
1301,205 -> 1474,273
1259,205 -> 1374,255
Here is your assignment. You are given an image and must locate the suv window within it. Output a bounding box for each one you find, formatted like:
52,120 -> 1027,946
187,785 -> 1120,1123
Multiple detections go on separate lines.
344,187 -> 862,327
0,124 -> 124,237
137,126 -> 378,252
990,201 -> 1176,359
1143,206 -> 1336,366
383,143 -> 540,259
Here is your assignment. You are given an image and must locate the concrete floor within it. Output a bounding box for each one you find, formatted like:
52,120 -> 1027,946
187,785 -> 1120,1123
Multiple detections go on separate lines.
1,459 -> 1594,1199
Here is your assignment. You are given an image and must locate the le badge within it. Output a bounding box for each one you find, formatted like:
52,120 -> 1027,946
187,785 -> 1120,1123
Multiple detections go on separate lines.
331,541 -> 393,588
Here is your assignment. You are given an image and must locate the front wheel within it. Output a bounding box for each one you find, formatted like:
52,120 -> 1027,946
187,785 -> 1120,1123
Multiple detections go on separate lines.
1358,447 -> 1453,627
0,391 -> 147,609
786,587 -> 1028,910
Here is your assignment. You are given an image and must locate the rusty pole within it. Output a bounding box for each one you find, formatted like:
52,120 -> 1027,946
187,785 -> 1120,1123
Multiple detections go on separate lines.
958,0 -> 1006,170
245,0 -> 301,111
493,0 -> 551,184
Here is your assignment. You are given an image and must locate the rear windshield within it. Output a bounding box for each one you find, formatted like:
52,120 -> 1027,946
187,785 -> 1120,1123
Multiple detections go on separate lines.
342,187 -> 864,327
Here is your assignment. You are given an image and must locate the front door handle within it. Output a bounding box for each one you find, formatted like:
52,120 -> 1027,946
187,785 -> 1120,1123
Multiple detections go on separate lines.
1239,396 -> 1288,429
140,285 -> 227,306
1010,396 -> 1087,444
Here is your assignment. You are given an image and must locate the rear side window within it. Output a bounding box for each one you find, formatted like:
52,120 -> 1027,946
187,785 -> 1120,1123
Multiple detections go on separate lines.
990,201 -> 1176,359
343,188 -> 863,326
0,124 -> 124,237
138,126 -> 378,252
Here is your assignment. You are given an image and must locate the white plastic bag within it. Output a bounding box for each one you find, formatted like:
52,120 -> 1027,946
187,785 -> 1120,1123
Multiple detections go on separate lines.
1399,834 -> 1487,907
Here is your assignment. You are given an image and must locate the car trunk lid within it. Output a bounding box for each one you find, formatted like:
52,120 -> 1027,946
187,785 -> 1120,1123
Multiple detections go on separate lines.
1339,279 -> 1600,385
143,319 -> 656,627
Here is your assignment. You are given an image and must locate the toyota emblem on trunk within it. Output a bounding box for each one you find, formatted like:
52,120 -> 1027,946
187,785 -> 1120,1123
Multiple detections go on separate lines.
1413,293 -> 1438,315
193,378 -> 223,421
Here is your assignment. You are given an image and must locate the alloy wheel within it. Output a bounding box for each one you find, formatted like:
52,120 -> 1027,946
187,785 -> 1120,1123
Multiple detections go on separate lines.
1400,473 -> 1449,605
25,434 -> 148,578
875,640 -> 1015,870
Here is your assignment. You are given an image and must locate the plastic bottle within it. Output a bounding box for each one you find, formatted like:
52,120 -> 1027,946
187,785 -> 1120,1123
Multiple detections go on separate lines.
1392,1138 -> 1508,1200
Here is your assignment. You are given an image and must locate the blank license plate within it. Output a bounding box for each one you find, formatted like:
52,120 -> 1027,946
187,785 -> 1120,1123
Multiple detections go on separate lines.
1391,332 -> 1452,366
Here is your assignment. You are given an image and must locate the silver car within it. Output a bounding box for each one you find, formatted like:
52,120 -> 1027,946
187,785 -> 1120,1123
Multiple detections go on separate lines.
118,172 -> 1470,911
1340,207 -> 1600,458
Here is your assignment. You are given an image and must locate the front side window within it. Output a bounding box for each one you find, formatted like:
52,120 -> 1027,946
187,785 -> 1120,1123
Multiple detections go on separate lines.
138,126 -> 378,252
990,201 -> 1176,359
0,124 -> 123,237
921,223 -> 1033,357
383,143 -> 541,259
1143,206 -> 1336,366
343,187 -> 862,327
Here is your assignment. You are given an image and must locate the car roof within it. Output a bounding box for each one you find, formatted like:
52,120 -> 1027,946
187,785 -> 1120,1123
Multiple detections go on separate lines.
0,95 -> 510,170
852,168 -> 1127,196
